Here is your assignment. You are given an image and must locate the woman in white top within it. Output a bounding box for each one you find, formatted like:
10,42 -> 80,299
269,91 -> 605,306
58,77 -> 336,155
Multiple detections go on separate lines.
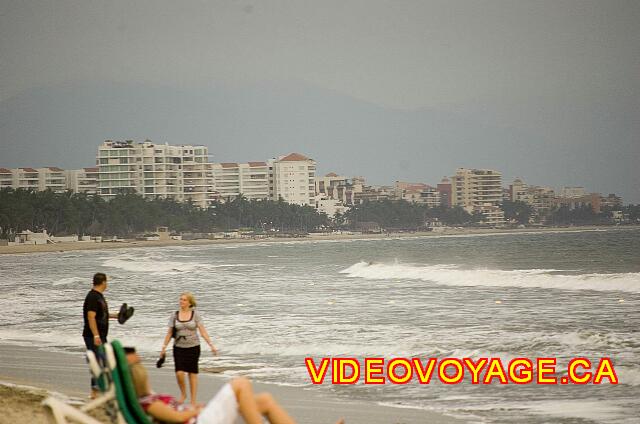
160,292 -> 218,405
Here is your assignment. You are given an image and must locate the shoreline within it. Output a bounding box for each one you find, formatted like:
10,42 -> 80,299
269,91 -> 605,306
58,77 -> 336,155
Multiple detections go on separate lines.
1,225 -> 636,255
0,343 -> 462,423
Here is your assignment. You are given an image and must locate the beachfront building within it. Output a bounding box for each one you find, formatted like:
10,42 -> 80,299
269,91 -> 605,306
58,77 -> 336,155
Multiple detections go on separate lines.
0,168 -> 13,188
0,167 -> 69,192
210,161 -> 269,201
268,153 -> 316,206
437,177 -> 452,207
65,168 -> 99,195
509,178 -> 556,217
600,193 -> 623,209
211,163 -> 241,200
315,173 -> 362,205
36,167 -> 67,192
239,162 -> 269,200
354,184 -> 395,204
510,178 -> 528,201
96,140 -> 215,208
314,195 -> 350,218
11,168 -> 41,190
554,193 -> 603,214
316,173 -> 348,199
394,181 -> 441,207
560,186 -> 586,198
451,168 -> 505,226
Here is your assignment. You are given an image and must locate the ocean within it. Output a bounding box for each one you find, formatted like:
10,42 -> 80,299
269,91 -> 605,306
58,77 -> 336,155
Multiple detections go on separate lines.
1,227 -> 638,423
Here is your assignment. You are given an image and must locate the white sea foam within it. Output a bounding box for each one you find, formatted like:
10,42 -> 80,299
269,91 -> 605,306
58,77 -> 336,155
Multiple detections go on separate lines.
101,256 -> 262,274
53,276 -> 85,286
340,261 -> 640,293
102,257 -> 204,273
525,399 -> 627,422
617,367 -> 640,386
546,330 -> 633,350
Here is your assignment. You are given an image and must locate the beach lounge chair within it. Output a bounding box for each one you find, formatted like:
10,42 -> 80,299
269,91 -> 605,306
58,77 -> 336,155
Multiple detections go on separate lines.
108,340 -> 154,424
43,344 -> 124,424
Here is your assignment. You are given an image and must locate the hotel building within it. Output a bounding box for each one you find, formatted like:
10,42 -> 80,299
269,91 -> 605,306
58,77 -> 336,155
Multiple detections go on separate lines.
510,178 -> 556,217
0,168 -> 13,189
268,153 -> 316,206
451,168 -> 505,225
0,167 -> 69,192
65,168 -> 99,195
210,161 -> 269,201
96,140 -> 214,208
394,181 -> 442,207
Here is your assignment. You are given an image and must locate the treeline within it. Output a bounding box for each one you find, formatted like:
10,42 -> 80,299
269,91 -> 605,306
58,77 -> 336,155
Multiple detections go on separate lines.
1,188 -> 637,239
547,205 -> 639,226
0,188 -> 328,239
342,200 -> 475,229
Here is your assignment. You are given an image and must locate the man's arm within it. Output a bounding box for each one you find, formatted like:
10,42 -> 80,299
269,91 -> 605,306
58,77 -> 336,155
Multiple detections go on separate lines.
87,310 -> 103,346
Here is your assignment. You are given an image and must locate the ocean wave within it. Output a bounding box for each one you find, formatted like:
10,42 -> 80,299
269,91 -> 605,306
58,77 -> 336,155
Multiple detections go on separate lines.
102,257 -> 204,273
102,256 -> 262,274
617,367 -> 640,386
340,261 -> 640,293
52,276 -> 86,286
525,399 -> 627,422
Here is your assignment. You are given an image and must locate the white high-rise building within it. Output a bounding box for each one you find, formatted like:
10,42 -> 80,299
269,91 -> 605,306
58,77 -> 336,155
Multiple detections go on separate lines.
0,167 -> 67,192
96,140 -> 214,208
66,168 -> 99,195
0,168 -> 13,188
36,167 -> 67,192
211,163 -> 241,200
240,162 -> 269,200
210,161 -> 270,201
12,168 -> 40,190
451,168 -> 505,225
268,153 -> 316,206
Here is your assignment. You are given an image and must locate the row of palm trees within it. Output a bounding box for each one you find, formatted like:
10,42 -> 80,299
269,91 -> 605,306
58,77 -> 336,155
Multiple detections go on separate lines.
2,188 -> 632,240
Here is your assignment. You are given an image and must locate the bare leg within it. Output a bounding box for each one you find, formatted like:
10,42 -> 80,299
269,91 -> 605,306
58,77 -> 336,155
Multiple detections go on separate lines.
255,393 -> 295,424
231,377 -> 272,424
230,378 -> 343,424
188,373 -> 198,405
175,371 -> 187,403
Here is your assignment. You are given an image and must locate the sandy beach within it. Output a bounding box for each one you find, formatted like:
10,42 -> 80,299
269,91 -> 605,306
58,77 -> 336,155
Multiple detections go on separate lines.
0,344 -> 461,424
0,225 -> 627,256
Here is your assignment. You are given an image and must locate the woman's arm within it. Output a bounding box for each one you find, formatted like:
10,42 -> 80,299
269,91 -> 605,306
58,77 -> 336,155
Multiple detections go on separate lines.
160,327 -> 173,356
147,400 -> 200,423
197,323 -> 218,354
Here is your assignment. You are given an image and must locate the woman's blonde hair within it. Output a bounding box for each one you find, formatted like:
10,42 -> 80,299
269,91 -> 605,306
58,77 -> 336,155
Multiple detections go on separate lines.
181,292 -> 197,308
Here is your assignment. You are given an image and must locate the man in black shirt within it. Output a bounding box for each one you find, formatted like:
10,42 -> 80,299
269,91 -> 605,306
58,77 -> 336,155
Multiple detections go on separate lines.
82,272 -> 117,397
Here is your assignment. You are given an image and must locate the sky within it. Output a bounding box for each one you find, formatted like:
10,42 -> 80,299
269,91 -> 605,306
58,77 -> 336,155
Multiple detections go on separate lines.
1,0 -> 639,202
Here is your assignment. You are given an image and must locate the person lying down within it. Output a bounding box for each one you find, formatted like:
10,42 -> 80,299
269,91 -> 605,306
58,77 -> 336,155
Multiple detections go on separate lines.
127,349 -> 344,424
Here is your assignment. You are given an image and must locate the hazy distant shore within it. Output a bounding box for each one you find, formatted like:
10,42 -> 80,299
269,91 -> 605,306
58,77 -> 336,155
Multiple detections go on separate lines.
1,225 -> 636,255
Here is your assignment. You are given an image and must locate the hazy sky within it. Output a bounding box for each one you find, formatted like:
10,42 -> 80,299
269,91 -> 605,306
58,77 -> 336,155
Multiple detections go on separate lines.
1,0 -> 639,202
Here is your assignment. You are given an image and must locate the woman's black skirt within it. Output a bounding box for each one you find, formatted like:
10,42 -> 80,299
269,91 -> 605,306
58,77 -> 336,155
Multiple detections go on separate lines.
173,345 -> 200,373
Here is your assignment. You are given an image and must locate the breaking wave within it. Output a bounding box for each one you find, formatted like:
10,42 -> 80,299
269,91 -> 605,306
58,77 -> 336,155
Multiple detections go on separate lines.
340,261 -> 640,293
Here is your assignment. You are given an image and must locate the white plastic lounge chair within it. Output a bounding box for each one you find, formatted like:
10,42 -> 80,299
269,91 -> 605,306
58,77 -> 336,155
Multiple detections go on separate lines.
43,345 -> 124,424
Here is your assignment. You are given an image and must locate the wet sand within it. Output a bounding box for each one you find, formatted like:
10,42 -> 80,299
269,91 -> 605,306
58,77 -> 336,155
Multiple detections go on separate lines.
0,344 -> 461,423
